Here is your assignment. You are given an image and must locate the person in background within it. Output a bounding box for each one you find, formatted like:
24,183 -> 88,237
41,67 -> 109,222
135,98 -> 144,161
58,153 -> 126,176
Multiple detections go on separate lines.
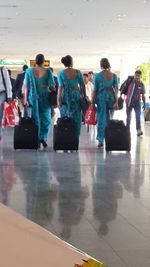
0,67 -> 12,140
83,73 -> 88,85
83,73 -> 89,96
91,58 -> 118,148
8,69 -> 15,99
57,55 -> 85,138
87,71 -> 94,101
13,65 -> 28,99
88,71 -> 94,83
23,54 -> 55,149
121,70 -> 145,136
83,73 -> 93,101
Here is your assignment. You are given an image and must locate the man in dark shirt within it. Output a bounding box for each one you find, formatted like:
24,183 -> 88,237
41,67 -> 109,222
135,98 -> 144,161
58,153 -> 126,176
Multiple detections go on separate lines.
13,65 -> 28,99
121,70 -> 145,136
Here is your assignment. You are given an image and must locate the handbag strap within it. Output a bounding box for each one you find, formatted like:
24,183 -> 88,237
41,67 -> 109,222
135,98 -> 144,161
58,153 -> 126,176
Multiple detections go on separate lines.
0,67 -> 8,100
47,68 -> 56,92
113,73 -> 117,88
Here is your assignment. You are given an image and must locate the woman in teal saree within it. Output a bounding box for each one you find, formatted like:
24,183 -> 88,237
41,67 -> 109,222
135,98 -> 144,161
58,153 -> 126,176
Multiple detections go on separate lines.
57,55 -> 85,138
23,54 -> 54,148
92,58 -> 118,148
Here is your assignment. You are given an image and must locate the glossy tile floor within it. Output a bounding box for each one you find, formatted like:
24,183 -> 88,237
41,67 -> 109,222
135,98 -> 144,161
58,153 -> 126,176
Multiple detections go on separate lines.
1,112 -> 150,267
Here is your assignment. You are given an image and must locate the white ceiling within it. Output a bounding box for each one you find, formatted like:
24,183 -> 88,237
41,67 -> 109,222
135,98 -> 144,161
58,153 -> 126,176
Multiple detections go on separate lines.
0,0 -> 150,69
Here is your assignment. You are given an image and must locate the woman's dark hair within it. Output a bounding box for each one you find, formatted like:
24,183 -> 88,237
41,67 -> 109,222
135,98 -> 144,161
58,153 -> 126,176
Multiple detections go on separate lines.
61,55 -> 73,67
100,58 -> 111,70
35,54 -> 45,66
22,65 -> 28,71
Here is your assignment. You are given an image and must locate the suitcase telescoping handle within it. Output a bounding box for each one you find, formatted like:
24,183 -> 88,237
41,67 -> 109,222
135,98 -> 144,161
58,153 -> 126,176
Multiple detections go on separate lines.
22,106 -> 32,118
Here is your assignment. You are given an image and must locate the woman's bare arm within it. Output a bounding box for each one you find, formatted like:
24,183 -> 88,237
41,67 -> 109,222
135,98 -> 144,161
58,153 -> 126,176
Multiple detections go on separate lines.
57,86 -> 63,108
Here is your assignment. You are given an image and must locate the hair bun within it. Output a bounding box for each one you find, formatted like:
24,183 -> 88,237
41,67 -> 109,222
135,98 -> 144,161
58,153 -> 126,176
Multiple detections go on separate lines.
100,58 -> 111,69
61,55 -> 73,68
61,57 -> 65,64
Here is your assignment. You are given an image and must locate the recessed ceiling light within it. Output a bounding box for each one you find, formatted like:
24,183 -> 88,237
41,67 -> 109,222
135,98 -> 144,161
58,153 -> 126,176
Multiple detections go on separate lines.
143,0 -> 150,3
117,14 -> 126,17
116,14 -> 126,21
83,0 -> 94,2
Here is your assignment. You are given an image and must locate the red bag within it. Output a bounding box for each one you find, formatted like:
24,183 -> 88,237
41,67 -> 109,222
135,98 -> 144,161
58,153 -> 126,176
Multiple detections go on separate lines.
2,100 -> 19,127
85,105 -> 97,125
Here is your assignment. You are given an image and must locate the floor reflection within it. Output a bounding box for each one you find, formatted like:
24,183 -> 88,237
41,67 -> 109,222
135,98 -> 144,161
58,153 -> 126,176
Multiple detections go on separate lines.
14,153 -> 57,227
52,154 -> 89,239
92,165 -> 123,236
0,162 -> 16,205
118,139 -> 144,199
1,123 -> 150,267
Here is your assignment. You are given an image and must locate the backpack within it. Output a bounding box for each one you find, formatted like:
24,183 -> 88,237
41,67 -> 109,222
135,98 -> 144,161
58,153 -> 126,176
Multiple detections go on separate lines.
120,76 -> 134,95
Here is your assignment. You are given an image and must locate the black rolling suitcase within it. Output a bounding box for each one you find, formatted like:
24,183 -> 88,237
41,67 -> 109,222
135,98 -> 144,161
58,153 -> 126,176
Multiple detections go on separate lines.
53,117 -> 79,151
105,120 -> 131,152
14,116 -> 38,150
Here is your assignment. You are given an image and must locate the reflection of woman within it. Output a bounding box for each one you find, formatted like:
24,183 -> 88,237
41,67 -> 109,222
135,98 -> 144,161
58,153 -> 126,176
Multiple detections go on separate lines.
93,166 -> 123,236
52,154 -> 88,240
57,55 -> 85,138
57,177 -> 88,239
16,153 -> 57,226
91,58 -> 118,148
24,54 -> 54,148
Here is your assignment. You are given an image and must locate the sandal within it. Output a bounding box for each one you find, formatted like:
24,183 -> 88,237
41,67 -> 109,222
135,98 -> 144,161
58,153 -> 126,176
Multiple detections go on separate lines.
41,140 -> 48,148
98,142 -> 103,148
